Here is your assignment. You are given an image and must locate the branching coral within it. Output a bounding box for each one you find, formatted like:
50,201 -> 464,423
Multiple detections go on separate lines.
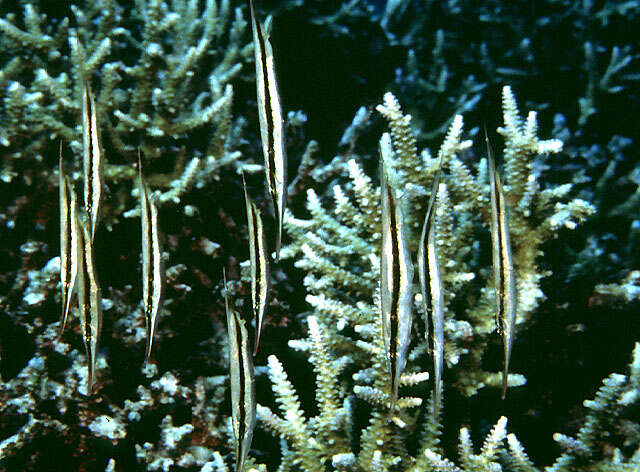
0,307 -> 235,470
256,87 -> 595,469
1,2 -> 637,471
259,314 -> 429,472
415,416 -> 521,472
384,0 -> 640,144
0,0 -> 256,214
578,42 -> 636,126
593,270 -> 640,305
260,321 -> 639,472
547,342 -> 640,472
283,87 -> 593,401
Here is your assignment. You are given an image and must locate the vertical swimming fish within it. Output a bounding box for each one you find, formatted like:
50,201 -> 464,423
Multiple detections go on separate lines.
76,213 -> 103,394
486,130 -> 517,399
139,155 -> 164,362
224,270 -> 257,472
248,0 -> 287,261
82,82 -> 103,241
243,174 -> 270,356
59,150 -> 79,337
379,133 -> 414,417
417,169 -> 444,419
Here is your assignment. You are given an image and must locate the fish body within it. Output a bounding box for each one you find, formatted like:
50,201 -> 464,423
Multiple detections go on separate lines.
82,82 -> 103,241
76,213 -> 103,394
417,169 -> 444,418
243,175 -> 270,356
379,133 -> 413,417
59,153 -> 79,337
224,271 -> 257,472
248,0 -> 287,261
139,156 -> 164,362
486,132 -> 517,399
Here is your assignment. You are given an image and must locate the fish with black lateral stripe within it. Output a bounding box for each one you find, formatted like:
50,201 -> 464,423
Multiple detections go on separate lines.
248,0 -> 287,262
243,174 -> 270,356
82,82 -> 103,241
224,270 -> 257,472
76,213 -> 103,394
139,154 -> 164,362
486,130 -> 517,399
417,167 -> 444,419
379,133 -> 414,418
59,149 -> 79,337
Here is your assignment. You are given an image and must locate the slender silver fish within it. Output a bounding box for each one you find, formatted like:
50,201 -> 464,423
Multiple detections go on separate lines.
82,82 -> 103,241
486,131 -> 517,399
379,133 -> 414,417
242,174 -> 270,356
76,213 -> 103,394
248,0 -> 287,261
139,155 -> 164,362
417,169 -> 444,419
59,151 -> 79,337
224,270 -> 257,472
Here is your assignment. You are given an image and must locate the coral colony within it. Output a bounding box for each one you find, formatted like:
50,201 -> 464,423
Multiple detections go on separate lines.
0,0 -> 638,471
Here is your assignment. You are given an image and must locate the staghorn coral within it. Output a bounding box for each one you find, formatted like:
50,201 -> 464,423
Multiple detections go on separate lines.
1,1 -> 638,471
0,248 -> 249,471
385,0 -> 640,140
416,339 -> 640,472
259,316 -> 639,471
265,0 -> 640,316
256,87 -> 595,470
0,0 -> 258,219
283,87 -> 592,400
547,342 -> 640,472
593,270 -> 640,305
549,113 -> 639,307
415,416 -> 525,472
380,0 -> 639,312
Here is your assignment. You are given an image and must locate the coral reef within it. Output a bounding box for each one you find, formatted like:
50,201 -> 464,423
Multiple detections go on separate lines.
254,87 -> 603,470
1,0 -> 258,224
381,0 -> 640,310
421,341 -> 640,471
0,0 -> 639,471
283,88 -> 592,401
546,343 -> 640,471
0,317 -> 232,470
383,0 -> 640,137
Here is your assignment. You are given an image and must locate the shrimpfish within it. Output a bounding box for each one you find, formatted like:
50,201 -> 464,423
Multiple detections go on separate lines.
243,174 -> 270,356
76,213 -> 103,394
139,154 -> 164,362
59,150 -> 79,337
417,168 -> 444,418
248,0 -> 287,261
379,133 -> 413,417
224,270 -> 257,472
81,82 -> 103,241
486,130 -> 517,399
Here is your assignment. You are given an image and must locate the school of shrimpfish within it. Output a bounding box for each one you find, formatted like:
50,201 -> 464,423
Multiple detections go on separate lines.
57,1 -> 517,468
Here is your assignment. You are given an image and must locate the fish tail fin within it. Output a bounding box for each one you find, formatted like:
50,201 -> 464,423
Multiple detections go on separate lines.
144,338 -> 153,364
432,391 -> 440,422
